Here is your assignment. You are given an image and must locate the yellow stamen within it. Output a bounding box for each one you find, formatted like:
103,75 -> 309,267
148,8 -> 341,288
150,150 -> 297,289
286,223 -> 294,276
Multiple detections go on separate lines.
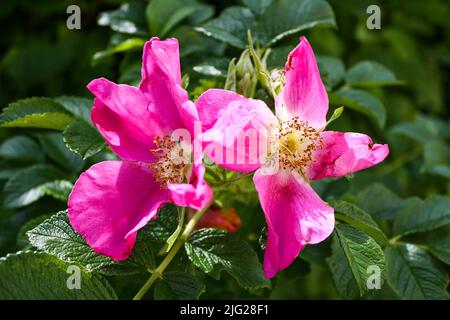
149,136 -> 190,186
267,117 -> 322,175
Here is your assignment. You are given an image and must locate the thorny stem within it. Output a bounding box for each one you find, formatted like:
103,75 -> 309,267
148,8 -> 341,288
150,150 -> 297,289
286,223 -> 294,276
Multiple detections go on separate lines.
132,202 -> 212,300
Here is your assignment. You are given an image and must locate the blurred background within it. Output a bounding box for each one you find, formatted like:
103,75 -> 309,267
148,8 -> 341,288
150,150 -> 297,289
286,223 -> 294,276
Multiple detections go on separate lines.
0,0 -> 448,299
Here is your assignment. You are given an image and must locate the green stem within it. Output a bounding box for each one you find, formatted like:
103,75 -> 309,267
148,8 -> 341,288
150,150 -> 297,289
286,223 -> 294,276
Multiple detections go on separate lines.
211,172 -> 253,188
132,203 -> 211,300
160,206 -> 186,254
389,237 -> 430,251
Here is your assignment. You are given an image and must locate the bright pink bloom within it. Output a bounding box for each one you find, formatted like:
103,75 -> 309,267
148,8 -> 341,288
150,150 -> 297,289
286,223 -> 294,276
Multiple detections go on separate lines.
195,37 -> 389,278
68,38 -> 212,261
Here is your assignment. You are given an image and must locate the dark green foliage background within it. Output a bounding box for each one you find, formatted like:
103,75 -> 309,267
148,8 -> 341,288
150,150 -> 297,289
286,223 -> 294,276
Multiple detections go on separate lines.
0,0 -> 448,300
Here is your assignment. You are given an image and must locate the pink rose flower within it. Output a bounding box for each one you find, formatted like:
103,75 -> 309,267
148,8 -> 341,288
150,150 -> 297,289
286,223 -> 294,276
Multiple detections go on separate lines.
68,38 -> 212,261
195,37 -> 389,278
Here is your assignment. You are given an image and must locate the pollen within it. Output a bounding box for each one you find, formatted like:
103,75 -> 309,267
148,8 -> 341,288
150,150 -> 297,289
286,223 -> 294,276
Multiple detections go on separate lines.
149,136 -> 190,186
268,117 -> 322,175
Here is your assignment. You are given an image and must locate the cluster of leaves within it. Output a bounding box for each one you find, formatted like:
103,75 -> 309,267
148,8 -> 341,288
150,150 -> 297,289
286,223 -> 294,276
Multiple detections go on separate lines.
1,205 -> 269,299
326,188 -> 449,300
0,0 -> 448,300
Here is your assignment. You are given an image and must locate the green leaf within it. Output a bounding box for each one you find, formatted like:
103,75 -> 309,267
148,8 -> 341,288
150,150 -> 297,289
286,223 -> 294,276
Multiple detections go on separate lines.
242,0 -> 273,16
393,196 -> 450,236
0,160 -> 28,180
142,204 -> 179,242
385,244 -> 449,300
422,140 -> 450,179
185,228 -> 270,289
345,61 -> 402,87
92,38 -> 146,62
0,97 -> 74,130
197,0 -> 336,49
3,164 -> 68,208
266,45 -> 291,68
425,165 -> 450,180
427,225 -> 450,264
196,6 -> 256,49
331,200 -> 388,245
317,55 -> 346,90
54,96 -> 92,124
330,88 -> 386,128
40,180 -> 73,201
16,215 -> 52,249
0,136 -> 44,163
63,121 -> 106,160
355,183 -> 403,220
389,116 -> 441,145
38,132 -> 84,172
97,2 -> 147,35
257,0 -> 336,47
193,58 -> 229,78
118,63 -> 141,87
326,224 -> 385,299
154,271 -> 205,300
146,0 -> 205,37
0,251 -> 117,300
173,25 -> 225,58
27,210 -> 158,276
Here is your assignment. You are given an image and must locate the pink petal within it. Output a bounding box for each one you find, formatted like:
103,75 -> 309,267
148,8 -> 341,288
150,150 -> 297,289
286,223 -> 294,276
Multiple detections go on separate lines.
307,131 -> 389,180
253,170 -> 334,278
68,161 -> 169,260
277,37 -> 329,128
196,89 -> 247,131
88,78 -> 161,162
167,163 -> 213,211
140,37 -> 199,134
141,37 -> 181,87
197,89 -> 277,173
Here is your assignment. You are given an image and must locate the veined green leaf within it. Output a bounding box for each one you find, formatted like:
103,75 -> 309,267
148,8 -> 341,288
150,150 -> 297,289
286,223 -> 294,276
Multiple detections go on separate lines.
330,88 -> 386,128
355,183 -> 403,220
196,0 -> 336,49
92,38 -> 146,62
345,61 -> 403,87
97,2 -> 147,35
3,164 -> 68,208
0,136 -> 44,163
427,225 -> 450,264
196,6 -> 255,49
331,200 -> 388,245
317,55 -> 346,90
63,121 -> 106,160
327,224 -> 385,299
393,195 -> 450,236
54,96 -> 92,124
38,132 -> 84,172
0,97 -> 74,130
185,228 -> 269,289
27,210 -> 158,276
154,271 -> 205,300
0,251 -> 117,300
385,244 -> 449,300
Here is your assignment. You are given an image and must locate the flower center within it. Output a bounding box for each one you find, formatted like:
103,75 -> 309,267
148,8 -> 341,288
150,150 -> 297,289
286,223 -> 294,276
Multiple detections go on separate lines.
150,136 -> 190,186
266,117 -> 322,175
